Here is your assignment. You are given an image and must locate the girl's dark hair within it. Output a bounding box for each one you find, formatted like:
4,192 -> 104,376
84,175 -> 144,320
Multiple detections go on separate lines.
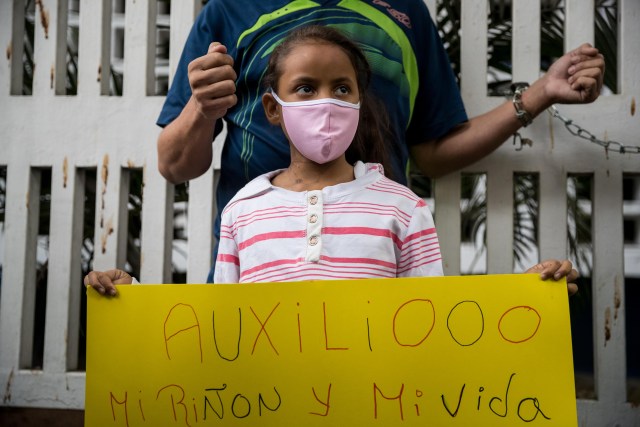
263,25 -> 395,179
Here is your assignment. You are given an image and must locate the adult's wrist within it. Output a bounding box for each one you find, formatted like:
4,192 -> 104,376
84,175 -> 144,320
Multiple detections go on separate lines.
511,83 -> 533,127
186,96 -> 219,125
517,79 -> 552,120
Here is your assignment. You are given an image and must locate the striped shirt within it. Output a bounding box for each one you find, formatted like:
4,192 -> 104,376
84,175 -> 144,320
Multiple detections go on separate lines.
214,162 -> 443,283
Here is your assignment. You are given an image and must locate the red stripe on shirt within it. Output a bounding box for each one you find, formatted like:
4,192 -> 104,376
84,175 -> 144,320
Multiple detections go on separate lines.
369,181 -> 422,202
324,209 -> 410,226
238,230 -> 306,251
322,226 -> 403,249
404,228 -> 437,243
247,260 -> 397,282
234,211 -> 304,231
326,202 -> 412,221
397,255 -> 443,275
399,246 -> 442,269
401,235 -> 440,256
216,254 -> 240,266
235,205 -> 305,222
254,268 -> 394,283
240,257 -> 306,279
319,255 -> 397,269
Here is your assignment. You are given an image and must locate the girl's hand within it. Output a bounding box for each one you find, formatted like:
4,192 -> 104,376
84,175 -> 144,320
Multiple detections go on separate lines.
84,269 -> 132,296
526,259 -> 579,296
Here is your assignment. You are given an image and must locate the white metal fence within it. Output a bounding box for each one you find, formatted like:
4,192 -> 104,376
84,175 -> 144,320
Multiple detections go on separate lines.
0,0 -> 638,425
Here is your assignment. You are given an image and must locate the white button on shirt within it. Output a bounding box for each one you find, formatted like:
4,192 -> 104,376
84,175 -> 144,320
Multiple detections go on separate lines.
306,190 -> 323,261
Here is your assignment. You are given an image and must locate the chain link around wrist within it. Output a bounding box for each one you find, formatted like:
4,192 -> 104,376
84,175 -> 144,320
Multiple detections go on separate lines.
510,82 -> 533,127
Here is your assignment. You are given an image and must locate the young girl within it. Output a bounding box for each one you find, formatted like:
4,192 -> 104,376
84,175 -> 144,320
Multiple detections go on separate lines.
214,25 -> 441,283
85,26 -> 578,292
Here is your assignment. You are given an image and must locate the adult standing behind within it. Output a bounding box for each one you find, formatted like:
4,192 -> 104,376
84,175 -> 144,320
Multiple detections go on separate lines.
156,0 -> 604,281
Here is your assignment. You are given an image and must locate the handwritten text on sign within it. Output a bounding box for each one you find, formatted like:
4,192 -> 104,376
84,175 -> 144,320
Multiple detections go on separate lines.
85,275 -> 577,426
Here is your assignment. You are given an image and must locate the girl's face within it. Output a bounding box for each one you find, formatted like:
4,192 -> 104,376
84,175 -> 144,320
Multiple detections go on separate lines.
276,42 -> 360,104
262,40 -> 362,166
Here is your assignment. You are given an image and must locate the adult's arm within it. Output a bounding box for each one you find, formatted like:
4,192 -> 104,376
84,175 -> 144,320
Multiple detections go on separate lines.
411,44 -> 604,178
157,43 -> 237,184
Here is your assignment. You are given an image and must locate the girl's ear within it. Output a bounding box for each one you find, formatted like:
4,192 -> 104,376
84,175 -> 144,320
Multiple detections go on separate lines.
262,93 -> 281,125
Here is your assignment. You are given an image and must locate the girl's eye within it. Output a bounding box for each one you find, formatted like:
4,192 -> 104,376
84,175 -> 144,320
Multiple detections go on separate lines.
335,86 -> 349,95
295,85 -> 314,95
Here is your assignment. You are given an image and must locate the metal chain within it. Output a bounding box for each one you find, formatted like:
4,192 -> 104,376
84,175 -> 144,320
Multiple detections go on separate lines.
546,105 -> 640,154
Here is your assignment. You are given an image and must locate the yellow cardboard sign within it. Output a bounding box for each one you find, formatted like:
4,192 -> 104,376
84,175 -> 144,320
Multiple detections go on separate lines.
85,275 -> 577,426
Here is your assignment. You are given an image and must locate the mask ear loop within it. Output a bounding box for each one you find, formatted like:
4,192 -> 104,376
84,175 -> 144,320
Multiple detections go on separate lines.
269,91 -> 361,109
270,90 -> 286,106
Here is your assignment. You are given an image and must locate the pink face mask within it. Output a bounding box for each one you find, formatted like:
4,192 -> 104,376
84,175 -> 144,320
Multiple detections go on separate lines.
271,91 -> 360,164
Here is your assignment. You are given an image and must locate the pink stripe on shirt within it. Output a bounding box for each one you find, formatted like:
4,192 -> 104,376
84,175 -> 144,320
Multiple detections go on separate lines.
319,255 -> 397,269
322,226 -> 403,249
404,227 -> 437,243
216,253 -> 240,266
252,264 -> 395,283
368,181 -> 422,202
240,257 -> 306,279
238,230 -> 306,251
